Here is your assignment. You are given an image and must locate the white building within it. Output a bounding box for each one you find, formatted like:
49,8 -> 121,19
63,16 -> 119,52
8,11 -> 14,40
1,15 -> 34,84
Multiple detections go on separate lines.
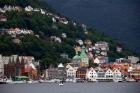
76,39 -> 83,45
66,65 -> 77,78
94,56 -> 108,64
128,56 -> 139,64
52,17 -> 56,23
40,9 -> 45,14
25,6 -> 33,12
61,33 -> 67,38
113,69 -> 122,82
0,8 -> 6,13
95,41 -> 109,51
66,64 -> 77,82
86,67 -> 97,81
116,46 -> 122,53
60,53 -> 69,59
7,28 -> 33,35
59,18 -> 69,24
33,8 -> 40,12
96,68 -> 115,82
50,36 -> 62,43
94,41 -> 109,56
0,14 -> 7,22
3,5 -> 12,11
96,68 -> 106,81
105,69 -> 114,79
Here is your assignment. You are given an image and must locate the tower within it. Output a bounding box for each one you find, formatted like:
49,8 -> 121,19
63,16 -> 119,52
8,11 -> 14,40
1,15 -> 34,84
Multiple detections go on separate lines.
80,46 -> 89,67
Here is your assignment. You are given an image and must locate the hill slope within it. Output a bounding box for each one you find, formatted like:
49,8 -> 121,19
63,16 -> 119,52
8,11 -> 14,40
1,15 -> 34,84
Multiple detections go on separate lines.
0,0 -> 138,69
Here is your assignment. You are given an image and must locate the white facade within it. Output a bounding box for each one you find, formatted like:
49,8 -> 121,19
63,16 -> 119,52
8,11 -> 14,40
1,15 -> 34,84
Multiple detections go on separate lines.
76,39 -> 83,45
58,63 -> 64,68
50,36 -> 62,43
61,33 -> 67,38
116,46 -> 122,53
7,28 -> 33,35
128,56 -> 139,64
52,17 -> 56,23
86,68 -> 97,81
105,69 -> 113,79
0,8 -> 6,13
40,9 -> 45,14
95,41 -> 109,51
25,6 -> 33,12
94,58 -> 100,64
66,65 -> 77,78
94,56 -> 108,64
113,69 -> 122,82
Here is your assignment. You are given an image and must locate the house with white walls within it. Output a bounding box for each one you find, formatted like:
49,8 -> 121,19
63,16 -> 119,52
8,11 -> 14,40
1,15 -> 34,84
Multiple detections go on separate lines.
66,65 -> 77,82
113,69 -> 122,82
25,6 -> 33,12
105,68 -> 114,80
86,67 -> 97,82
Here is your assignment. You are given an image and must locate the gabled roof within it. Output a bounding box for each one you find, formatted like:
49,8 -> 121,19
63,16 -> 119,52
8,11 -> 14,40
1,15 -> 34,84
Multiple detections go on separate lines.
58,63 -> 64,68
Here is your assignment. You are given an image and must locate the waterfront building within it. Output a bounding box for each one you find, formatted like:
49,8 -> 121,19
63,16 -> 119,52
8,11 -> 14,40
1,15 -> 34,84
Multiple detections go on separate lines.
105,69 -> 114,80
129,69 -> 140,81
96,68 -> 106,81
66,65 -> 77,81
111,62 -> 130,71
96,68 -> 114,82
57,63 -> 67,80
48,68 -> 59,79
48,63 -> 66,80
0,55 -> 38,79
113,69 -> 122,82
86,67 -> 97,82
76,67 -> 87,81
43,69 -> 48,79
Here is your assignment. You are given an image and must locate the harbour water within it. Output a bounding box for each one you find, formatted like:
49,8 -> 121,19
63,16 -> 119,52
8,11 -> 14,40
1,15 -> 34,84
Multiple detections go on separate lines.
45,0 -> 140,54
0,82 -> 140,93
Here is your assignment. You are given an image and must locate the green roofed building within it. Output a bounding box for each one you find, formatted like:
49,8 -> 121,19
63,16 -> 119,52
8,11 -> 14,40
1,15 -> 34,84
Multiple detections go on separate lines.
72,46 -> 89,67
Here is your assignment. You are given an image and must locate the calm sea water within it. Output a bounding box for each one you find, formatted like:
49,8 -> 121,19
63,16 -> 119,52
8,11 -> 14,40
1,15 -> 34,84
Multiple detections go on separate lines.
0,82 -> 140,93
45,0 -> 140,54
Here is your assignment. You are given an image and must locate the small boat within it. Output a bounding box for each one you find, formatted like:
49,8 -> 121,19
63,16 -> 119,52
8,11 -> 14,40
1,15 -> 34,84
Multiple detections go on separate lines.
59,83 -> 64,86
125,78 -> 136,82
59,81 -> 64,86
6,79 -> 13,84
